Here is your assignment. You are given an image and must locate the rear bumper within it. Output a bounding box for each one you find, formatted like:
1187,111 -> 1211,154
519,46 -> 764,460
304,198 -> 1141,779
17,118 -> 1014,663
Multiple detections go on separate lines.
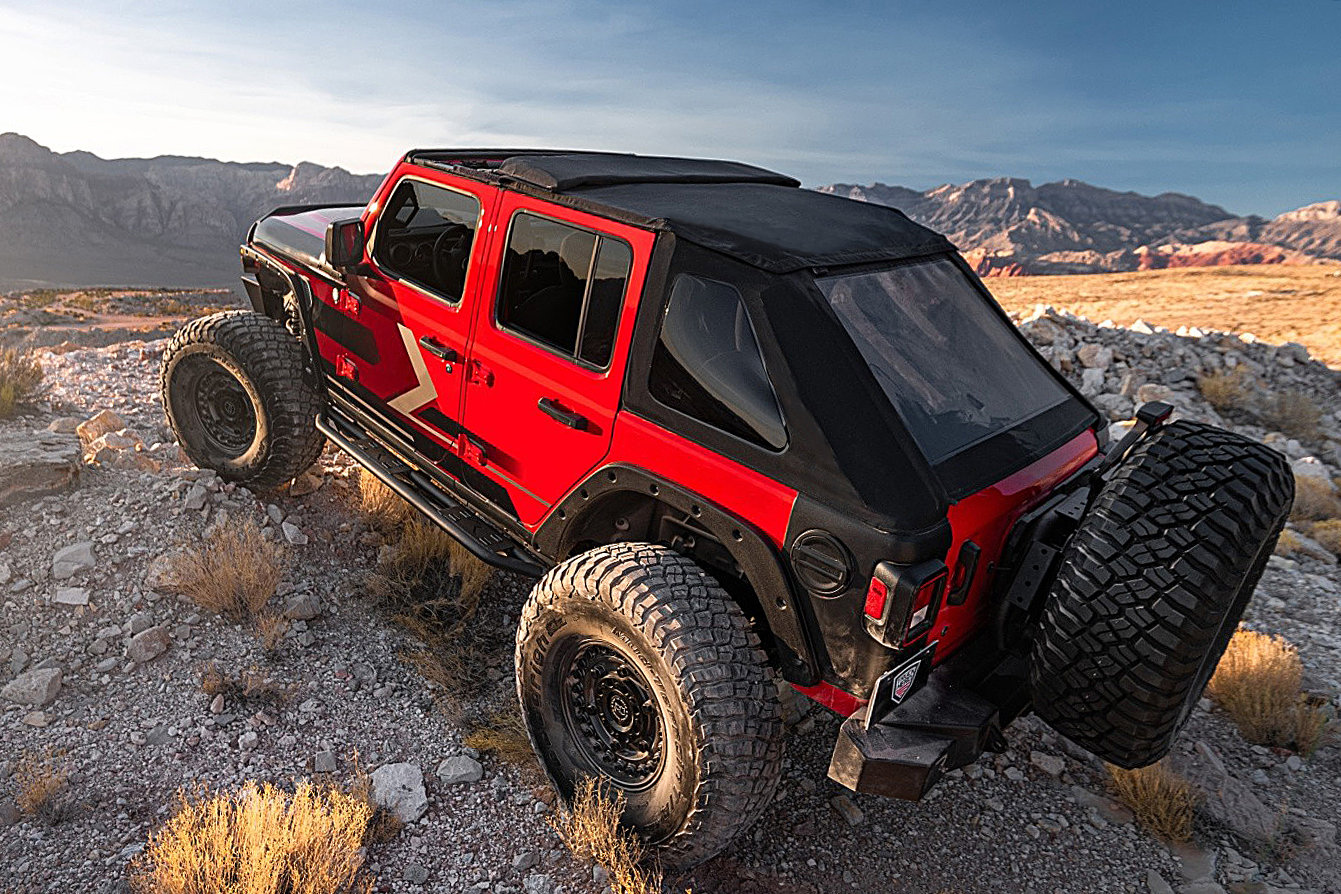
827,636 -> 1030,800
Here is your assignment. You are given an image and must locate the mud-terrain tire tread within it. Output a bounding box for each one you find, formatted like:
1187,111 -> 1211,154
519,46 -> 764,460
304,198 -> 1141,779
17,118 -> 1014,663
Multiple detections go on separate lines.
1031,420 -> 1293,768
516,542 -> 784,869
160,310 -> 325,490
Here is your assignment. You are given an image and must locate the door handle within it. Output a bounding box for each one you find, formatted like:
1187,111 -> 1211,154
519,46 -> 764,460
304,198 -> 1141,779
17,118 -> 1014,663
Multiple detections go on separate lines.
537,398 -> 588,431
418,335 -> 458,364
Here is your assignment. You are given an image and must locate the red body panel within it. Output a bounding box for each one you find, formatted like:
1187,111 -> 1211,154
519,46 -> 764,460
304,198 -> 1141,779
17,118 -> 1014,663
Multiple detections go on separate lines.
934,429 -> 1099,662
598,413 -> 798,549
461,193 -> 659,527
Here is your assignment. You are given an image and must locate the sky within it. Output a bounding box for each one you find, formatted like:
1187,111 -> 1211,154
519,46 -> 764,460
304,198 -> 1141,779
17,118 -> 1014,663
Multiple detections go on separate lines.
1,0 -> 1337,216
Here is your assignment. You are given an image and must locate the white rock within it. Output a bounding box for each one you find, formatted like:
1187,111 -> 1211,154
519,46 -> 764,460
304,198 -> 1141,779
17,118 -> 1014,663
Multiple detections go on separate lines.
283,592 -> 321,620
371,762 -> 428,823
183,484 -> 208,511
52,541 -> 96,579
1136,383 -> 1176,405
281,521 -> 308,545
1080,367 -> 1106,396
1291,457 -> 1333,482
53,587 -> 90,606
437,755 -> 484,784
2,666 -> 62,706
127,626 -> 170,663
1077,343 -> 1114,369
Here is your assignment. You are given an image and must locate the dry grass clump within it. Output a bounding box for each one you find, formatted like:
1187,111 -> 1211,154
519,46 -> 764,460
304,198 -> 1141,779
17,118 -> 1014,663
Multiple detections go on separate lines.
464,708 -> 536,768
254,613 -> 290,656
171,518 -> 285,620
1272,529 -> 1302,557
365,513 -> 496,721
0,346 -> 44,419
13,749 -> 71,824
550,777 -> 663,894
1106,761 -> 1199,843
198,662 -> 291,710
1290,475 -> 1341,523
355,470 -> 412,531
1207,628 -> 1330,756
1197,368 -> 1254,412
129,781 -> 374,894
1257,389 -> 1322,441
1310,519 -> 1341,557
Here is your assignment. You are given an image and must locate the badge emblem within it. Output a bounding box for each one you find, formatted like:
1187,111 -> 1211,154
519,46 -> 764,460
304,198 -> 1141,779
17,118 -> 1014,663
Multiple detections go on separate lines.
893,661 -> 921,700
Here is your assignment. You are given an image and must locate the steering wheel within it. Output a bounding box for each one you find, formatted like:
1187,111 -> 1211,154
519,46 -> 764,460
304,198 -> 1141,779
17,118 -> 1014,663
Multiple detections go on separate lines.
432,227 -> 471,297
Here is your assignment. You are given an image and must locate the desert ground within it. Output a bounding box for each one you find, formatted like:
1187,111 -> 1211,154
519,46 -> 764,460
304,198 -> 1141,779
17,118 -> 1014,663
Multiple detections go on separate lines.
2,270 -> 1339,894
991,264 -> 1341,368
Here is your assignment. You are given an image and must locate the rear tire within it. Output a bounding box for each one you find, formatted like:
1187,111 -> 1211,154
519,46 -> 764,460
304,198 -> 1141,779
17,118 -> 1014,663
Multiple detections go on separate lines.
1031,420 -> 1293,768
161,310 -> 325,490
515,543 -> 784,869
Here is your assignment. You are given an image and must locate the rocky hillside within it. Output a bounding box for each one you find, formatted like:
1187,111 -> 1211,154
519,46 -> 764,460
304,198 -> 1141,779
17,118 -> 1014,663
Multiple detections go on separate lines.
0,133 -> 382,290
1,308 -> 1340,892
820,179 -> 1341,276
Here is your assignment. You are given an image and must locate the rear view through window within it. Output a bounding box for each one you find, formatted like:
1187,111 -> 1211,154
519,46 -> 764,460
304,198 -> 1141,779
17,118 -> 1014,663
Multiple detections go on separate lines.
816,257 -> 1070,465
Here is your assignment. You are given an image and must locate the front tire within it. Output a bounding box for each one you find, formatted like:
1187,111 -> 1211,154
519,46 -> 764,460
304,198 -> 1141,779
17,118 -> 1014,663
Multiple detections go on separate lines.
160,310 -> 325,490
516,543 -> 783,869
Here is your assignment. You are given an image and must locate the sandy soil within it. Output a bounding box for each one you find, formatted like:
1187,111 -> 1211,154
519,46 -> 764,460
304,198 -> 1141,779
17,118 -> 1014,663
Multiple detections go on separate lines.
989,265 -> 1341,368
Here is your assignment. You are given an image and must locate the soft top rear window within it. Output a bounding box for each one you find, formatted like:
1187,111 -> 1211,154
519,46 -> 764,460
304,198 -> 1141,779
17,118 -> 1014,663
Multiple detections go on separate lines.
815,257 -> 1071,466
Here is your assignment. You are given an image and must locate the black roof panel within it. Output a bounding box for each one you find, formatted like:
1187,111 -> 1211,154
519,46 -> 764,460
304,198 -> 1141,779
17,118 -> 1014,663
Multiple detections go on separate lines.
497,153 -> 800,191
569,181 -> 955,273
405,150 -> 955,273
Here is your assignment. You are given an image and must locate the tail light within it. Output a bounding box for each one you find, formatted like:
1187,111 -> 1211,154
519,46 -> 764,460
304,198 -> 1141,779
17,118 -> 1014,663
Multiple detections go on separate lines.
863,560 -> 948,648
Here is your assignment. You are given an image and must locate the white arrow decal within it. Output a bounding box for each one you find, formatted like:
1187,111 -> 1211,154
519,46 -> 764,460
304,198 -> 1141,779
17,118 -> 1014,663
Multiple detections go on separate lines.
388,324 -> 439,415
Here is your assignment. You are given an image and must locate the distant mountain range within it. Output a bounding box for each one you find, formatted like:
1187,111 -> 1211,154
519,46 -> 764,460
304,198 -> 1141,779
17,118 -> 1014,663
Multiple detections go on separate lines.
820,180 -> 1341,276
0,133 -> 381,290
1,131 -> 1337,289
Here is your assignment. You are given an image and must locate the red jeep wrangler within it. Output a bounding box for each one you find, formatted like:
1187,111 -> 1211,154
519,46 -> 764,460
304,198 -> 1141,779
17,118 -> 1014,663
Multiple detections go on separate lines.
160,151 -> 1293,867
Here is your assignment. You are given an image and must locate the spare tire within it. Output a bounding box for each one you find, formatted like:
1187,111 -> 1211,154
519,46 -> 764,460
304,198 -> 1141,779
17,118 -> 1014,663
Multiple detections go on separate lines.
1030,420 -> 1293,768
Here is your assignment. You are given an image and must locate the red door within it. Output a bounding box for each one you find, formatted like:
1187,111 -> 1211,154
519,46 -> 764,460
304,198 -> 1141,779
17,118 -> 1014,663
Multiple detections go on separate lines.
461,195 -> 654,526
341,165 -> 501,455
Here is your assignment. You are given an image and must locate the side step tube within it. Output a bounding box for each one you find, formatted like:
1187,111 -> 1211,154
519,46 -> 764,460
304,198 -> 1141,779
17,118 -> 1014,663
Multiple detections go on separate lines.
317,413 -> 546,577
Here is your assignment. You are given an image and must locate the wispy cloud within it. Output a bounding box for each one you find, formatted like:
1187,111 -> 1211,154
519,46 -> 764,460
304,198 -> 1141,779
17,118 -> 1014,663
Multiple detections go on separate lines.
0,0 -> 1336,214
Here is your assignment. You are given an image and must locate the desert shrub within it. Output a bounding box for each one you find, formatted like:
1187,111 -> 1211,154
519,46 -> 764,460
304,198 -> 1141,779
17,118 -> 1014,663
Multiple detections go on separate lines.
1197,368 -> 1253,412
550,777 -> 663,894
1207,629 -> 1330,755
1290,475 -> 1341,523
254,612 -> 289,656
1106,761 -> 1199,843
365,515 -> 496,720
0,347 -> 44,419
1310,519 -> 1341,557
170,518 -> 284,619
1256,390 -> 1322,441
464,708 -> 536,768
1273,529 -> 1302,557
13,749 -> 71,824
130,781 -> 373,894
198,662 -> 291,711
355,470 -> 412,531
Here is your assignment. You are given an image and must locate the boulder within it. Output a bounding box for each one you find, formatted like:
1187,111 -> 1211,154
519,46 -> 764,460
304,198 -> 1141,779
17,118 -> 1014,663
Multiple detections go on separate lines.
52,541 -> 96,579
127,626 -> 170,664
436,755 -> 484,784
2,666 -> 62,706
75,409 -> 126,447
0,429 -> 80,506
370,763 -> 428,823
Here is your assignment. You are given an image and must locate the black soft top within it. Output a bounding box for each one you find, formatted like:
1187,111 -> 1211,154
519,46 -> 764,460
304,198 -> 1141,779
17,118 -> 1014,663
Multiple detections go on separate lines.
406,151 -> 955,274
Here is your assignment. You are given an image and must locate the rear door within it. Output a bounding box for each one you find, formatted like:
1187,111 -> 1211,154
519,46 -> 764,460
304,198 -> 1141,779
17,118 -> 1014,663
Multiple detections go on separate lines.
338,167 -> 500,456
461,196 -> 653,526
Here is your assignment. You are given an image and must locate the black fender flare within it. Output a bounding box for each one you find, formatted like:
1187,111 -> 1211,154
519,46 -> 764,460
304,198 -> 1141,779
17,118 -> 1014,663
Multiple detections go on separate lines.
534,462 -> 821,686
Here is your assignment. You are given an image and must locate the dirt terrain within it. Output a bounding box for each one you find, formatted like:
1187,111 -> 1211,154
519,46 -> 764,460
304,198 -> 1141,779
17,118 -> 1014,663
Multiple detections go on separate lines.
991,265 -> 1341,368
0,288 -> 240,351
1,284 -> 1340,894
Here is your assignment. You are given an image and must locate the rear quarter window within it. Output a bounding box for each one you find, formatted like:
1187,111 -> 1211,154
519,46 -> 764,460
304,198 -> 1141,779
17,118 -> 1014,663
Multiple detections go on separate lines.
649,274 -> 787,451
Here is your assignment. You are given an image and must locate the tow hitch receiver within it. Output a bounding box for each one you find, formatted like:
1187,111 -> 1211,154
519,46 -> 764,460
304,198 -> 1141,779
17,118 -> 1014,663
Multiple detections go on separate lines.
828,642 -> 1028,800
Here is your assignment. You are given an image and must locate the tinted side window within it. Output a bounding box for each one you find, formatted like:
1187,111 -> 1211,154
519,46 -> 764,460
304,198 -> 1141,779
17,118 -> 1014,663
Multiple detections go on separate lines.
497,212 -> 631,366
374,179 -> 480,301
649,275 -> 786,450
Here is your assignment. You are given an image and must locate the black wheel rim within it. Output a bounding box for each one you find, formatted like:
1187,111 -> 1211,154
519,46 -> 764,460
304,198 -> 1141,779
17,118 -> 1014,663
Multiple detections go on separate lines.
190,363 -> 256,454
560,641 -> 664,789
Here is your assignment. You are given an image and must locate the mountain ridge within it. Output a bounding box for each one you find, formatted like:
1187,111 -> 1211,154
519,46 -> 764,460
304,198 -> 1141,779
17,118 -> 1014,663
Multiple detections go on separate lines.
1,132 -> 1336,288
